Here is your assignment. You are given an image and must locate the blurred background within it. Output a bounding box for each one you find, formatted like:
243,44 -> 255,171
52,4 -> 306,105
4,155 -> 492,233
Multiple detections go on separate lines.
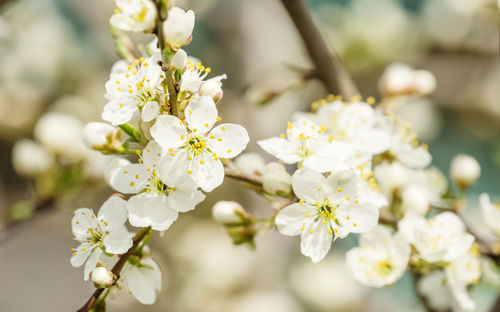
0,0 -> 499,311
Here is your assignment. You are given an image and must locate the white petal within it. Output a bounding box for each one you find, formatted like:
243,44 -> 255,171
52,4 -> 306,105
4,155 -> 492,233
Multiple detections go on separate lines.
98,196 -> 128,231
345,248 -> 372,286
84,248 -> 102,281
143,52 -> 163,84
110,163 -> 149,194
72,208 -> 98,239
300,220 -> 333,263
397,212 -> 426,243
291,168 -> 326,204
257,137 -> 302,164
127,193 -> 179,231
171,49 -> 187,69
394,144 -> 432,169
337,203 -> 379,234
70,242 -> 92,268
102,100 -> 137,126
326,169 -> 360,196
185,95 -> 218,134
355,128 -> 391,155
432,211 -> 466,233
158,148 -> 190,187
150,115 -> 187,150
167,178 -> 205,212
190,152 -> 224,192
127,265 -> 158,305
444,233 -> 474,262
103,226 -> 133,254
275,203 -> 314,236
142,140 -> 162,171
141,101 -> 160,122
303,140 -> 353,172
141,257 -> 162,291
206,123 -> 249,159
359,225 -> 393,248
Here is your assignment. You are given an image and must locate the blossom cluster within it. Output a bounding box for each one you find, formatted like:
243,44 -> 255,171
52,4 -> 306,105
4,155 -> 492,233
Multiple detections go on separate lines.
60,1 -> 498,310
258,95 -> 431,263
254,70 -> 489,311
70,1 -> 248,305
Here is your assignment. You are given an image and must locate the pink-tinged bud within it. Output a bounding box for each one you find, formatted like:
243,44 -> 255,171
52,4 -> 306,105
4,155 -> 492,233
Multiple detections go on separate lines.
90,266 -> 116,289
163,7 -> 195,50
200,74 -> 227,103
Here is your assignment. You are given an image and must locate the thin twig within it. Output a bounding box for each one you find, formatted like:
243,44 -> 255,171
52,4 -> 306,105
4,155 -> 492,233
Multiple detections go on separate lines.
279,0 -> 359,98
76,227 -> 152,312
223,161 -> 263,189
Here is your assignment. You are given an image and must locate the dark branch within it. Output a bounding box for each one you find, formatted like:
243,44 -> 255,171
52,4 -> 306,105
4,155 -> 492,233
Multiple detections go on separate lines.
279,0 -> 359,98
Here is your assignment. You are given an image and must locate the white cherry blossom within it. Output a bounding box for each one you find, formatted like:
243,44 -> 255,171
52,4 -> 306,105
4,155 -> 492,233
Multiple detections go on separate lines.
315,100 -> 391,156
70,196 -> 133,280
109,141 -> 205,230
374,161 -> 446,211
150,95 -> 249,192
346,225 -> 410,287
258,117 -> 354,173
163,7 -> 195,50
398,212 -> 474,263
381,116 -> 432,169
275,168 -> 379,263
103,52 -> 165,125
110,0 -> 157,32
174,54 -> 227,101
418,245 -> 481,312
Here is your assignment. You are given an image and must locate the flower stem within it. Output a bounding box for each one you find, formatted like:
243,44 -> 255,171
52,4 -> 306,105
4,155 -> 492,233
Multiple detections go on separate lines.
154,0 -> 181,118
119,123 -> 145,144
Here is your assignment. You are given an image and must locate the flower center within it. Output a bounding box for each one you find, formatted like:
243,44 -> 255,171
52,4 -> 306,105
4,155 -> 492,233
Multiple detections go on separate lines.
185,134 -> 208,156
316,202 -> 338,223
374,259 -> 394,277
134,6 -> 148,22
146,175 -> 176,195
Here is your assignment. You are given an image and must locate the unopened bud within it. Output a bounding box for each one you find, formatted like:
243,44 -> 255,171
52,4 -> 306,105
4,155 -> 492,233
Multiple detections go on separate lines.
171,49 -> 187,69
212,201 -> 247,225
90,265 -> 116,288
263,163 -> 292,196
163,7 -> 195,50
400,185 -> 430,215
234,153 -> 266,177
413,70 -> 436,95
200,75 -> 226,103
379,63 -> 436,96
82,122 -> 119,150
12,139 -> 54,177
450,154 -> 480,190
